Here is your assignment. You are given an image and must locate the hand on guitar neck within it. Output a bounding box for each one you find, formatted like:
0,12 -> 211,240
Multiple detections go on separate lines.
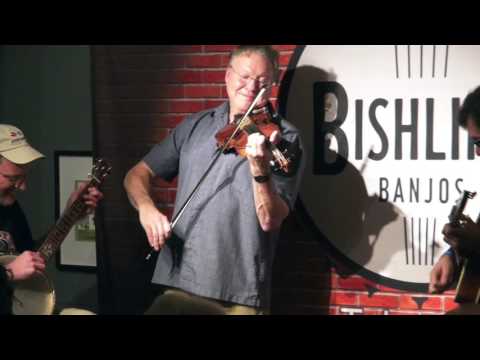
442,214 -> 480,256
66,181 -> 104,217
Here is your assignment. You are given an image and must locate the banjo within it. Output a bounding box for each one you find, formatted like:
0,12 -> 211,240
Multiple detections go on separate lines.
0,159 -> 110,315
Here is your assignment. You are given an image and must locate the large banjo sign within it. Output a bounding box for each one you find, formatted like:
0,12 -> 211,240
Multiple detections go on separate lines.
282,45 -> 480,291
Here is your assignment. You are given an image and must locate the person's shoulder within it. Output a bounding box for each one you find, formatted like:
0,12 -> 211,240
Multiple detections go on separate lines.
177,102 -> 228,130
192,102 -> 228,122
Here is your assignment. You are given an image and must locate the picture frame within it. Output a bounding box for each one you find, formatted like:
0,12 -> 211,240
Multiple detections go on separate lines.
54,151 -> 97,272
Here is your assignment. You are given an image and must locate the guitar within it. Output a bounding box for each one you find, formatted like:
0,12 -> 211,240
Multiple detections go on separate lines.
448,190 -> 480,304
0,159 -> 111,315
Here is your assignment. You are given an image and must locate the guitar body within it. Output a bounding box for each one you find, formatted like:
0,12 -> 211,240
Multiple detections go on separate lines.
455,254 -> 480,304
0,254 -> 55,315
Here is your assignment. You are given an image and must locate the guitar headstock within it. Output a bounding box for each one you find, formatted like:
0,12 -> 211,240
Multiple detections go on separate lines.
449,190 -> 477,225
88,158 -> 112,187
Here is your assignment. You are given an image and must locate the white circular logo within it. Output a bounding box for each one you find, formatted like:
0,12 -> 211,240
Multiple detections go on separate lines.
281,45 -> 480,291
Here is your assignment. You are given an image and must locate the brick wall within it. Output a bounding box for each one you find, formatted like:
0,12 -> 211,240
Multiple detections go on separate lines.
92,45 -> 458,315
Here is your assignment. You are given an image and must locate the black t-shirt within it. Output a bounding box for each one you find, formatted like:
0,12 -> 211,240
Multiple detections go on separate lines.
0,201 -> 34,253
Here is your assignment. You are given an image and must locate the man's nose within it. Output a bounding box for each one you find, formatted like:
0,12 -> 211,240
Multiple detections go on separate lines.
15,179 -> 27,191
245,78 -> 261,92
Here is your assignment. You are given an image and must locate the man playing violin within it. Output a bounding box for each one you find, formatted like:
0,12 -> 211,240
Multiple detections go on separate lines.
124,45 -> 305,315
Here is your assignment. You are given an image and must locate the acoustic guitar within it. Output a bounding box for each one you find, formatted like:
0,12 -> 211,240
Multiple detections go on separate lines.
448,190 -> 480,304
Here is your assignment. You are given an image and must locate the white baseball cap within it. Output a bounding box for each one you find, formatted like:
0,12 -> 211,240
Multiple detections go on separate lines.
0,124 -> 45,164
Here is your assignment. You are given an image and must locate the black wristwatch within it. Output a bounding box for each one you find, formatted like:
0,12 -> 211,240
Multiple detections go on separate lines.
253,174 -> 270,183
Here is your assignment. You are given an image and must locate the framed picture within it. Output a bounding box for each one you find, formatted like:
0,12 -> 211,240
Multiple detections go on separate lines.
54,151 -> 97,272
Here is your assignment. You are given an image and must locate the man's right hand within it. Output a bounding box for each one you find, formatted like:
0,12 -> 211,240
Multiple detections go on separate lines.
429,254 -> 456,294
138,203 -> 172,252
5,251 -> 46,281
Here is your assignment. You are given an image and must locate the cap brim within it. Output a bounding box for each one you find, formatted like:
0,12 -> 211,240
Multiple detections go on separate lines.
1,144 -> 45,164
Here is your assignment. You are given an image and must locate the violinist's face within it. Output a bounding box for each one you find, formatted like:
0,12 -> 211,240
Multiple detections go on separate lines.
225,52 -> 274,121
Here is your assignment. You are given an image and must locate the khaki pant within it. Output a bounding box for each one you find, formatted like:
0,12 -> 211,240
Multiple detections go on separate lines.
145,288 -> 266,315
58,308 -> 96,315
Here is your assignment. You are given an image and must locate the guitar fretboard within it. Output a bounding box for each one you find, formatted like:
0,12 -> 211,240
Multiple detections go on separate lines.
38,184 -> 93,261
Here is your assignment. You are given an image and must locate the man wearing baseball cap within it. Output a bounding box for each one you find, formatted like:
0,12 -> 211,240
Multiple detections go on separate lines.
0,124 -> 103,291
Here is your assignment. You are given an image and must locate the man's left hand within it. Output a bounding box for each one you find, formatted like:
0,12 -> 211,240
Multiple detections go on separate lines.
67,182 -> 104,216
246,131 -> 280,176
443,214 -> 480,254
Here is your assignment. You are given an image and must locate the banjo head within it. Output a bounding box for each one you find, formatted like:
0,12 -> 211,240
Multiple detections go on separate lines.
0,254 -> 55,315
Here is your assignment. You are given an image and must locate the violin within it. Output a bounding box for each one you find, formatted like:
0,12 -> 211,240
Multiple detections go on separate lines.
214,104 -> 292,174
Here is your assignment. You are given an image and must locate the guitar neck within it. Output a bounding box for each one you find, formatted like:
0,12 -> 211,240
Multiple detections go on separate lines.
38,190 -> 90,262
35,158 -> 111,263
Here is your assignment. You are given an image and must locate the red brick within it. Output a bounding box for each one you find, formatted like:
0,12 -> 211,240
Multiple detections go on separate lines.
186,54 -> 227,68
337,276 -> 376,291
443,289 -> 456,296
169,70 -> 204,83
329,306 -> 339,315
152,177 -> 177,188
95,100 -> 170,114
221,87 -> 228,98
279,54 -> 292,67
330,273 -> 338,289
330,291 -> 358,306
204,70 -> 226,83
274,45 -> 297,51
204,45 -> 237,53
96,114 -> 185,130
151,188 -> 176,205
168,100 -> 206,113
359,294 -> 400,308
443,296 -> 460,313
387,310 -> 419,315
399,295 -> 442,311
184,85 -> 223,98
270,99 -> 278,109
95,70 -> 205,85
95,85 -> 184,100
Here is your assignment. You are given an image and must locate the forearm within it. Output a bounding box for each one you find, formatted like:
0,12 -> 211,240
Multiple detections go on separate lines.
124,163 -> 156,211
252,178 -> 289,232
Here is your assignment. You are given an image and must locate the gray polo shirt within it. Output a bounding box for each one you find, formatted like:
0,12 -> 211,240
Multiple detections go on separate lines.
143,102 -> 304,309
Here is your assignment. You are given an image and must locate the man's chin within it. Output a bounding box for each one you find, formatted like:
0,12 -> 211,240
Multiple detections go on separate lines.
0,193 -> 16,206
